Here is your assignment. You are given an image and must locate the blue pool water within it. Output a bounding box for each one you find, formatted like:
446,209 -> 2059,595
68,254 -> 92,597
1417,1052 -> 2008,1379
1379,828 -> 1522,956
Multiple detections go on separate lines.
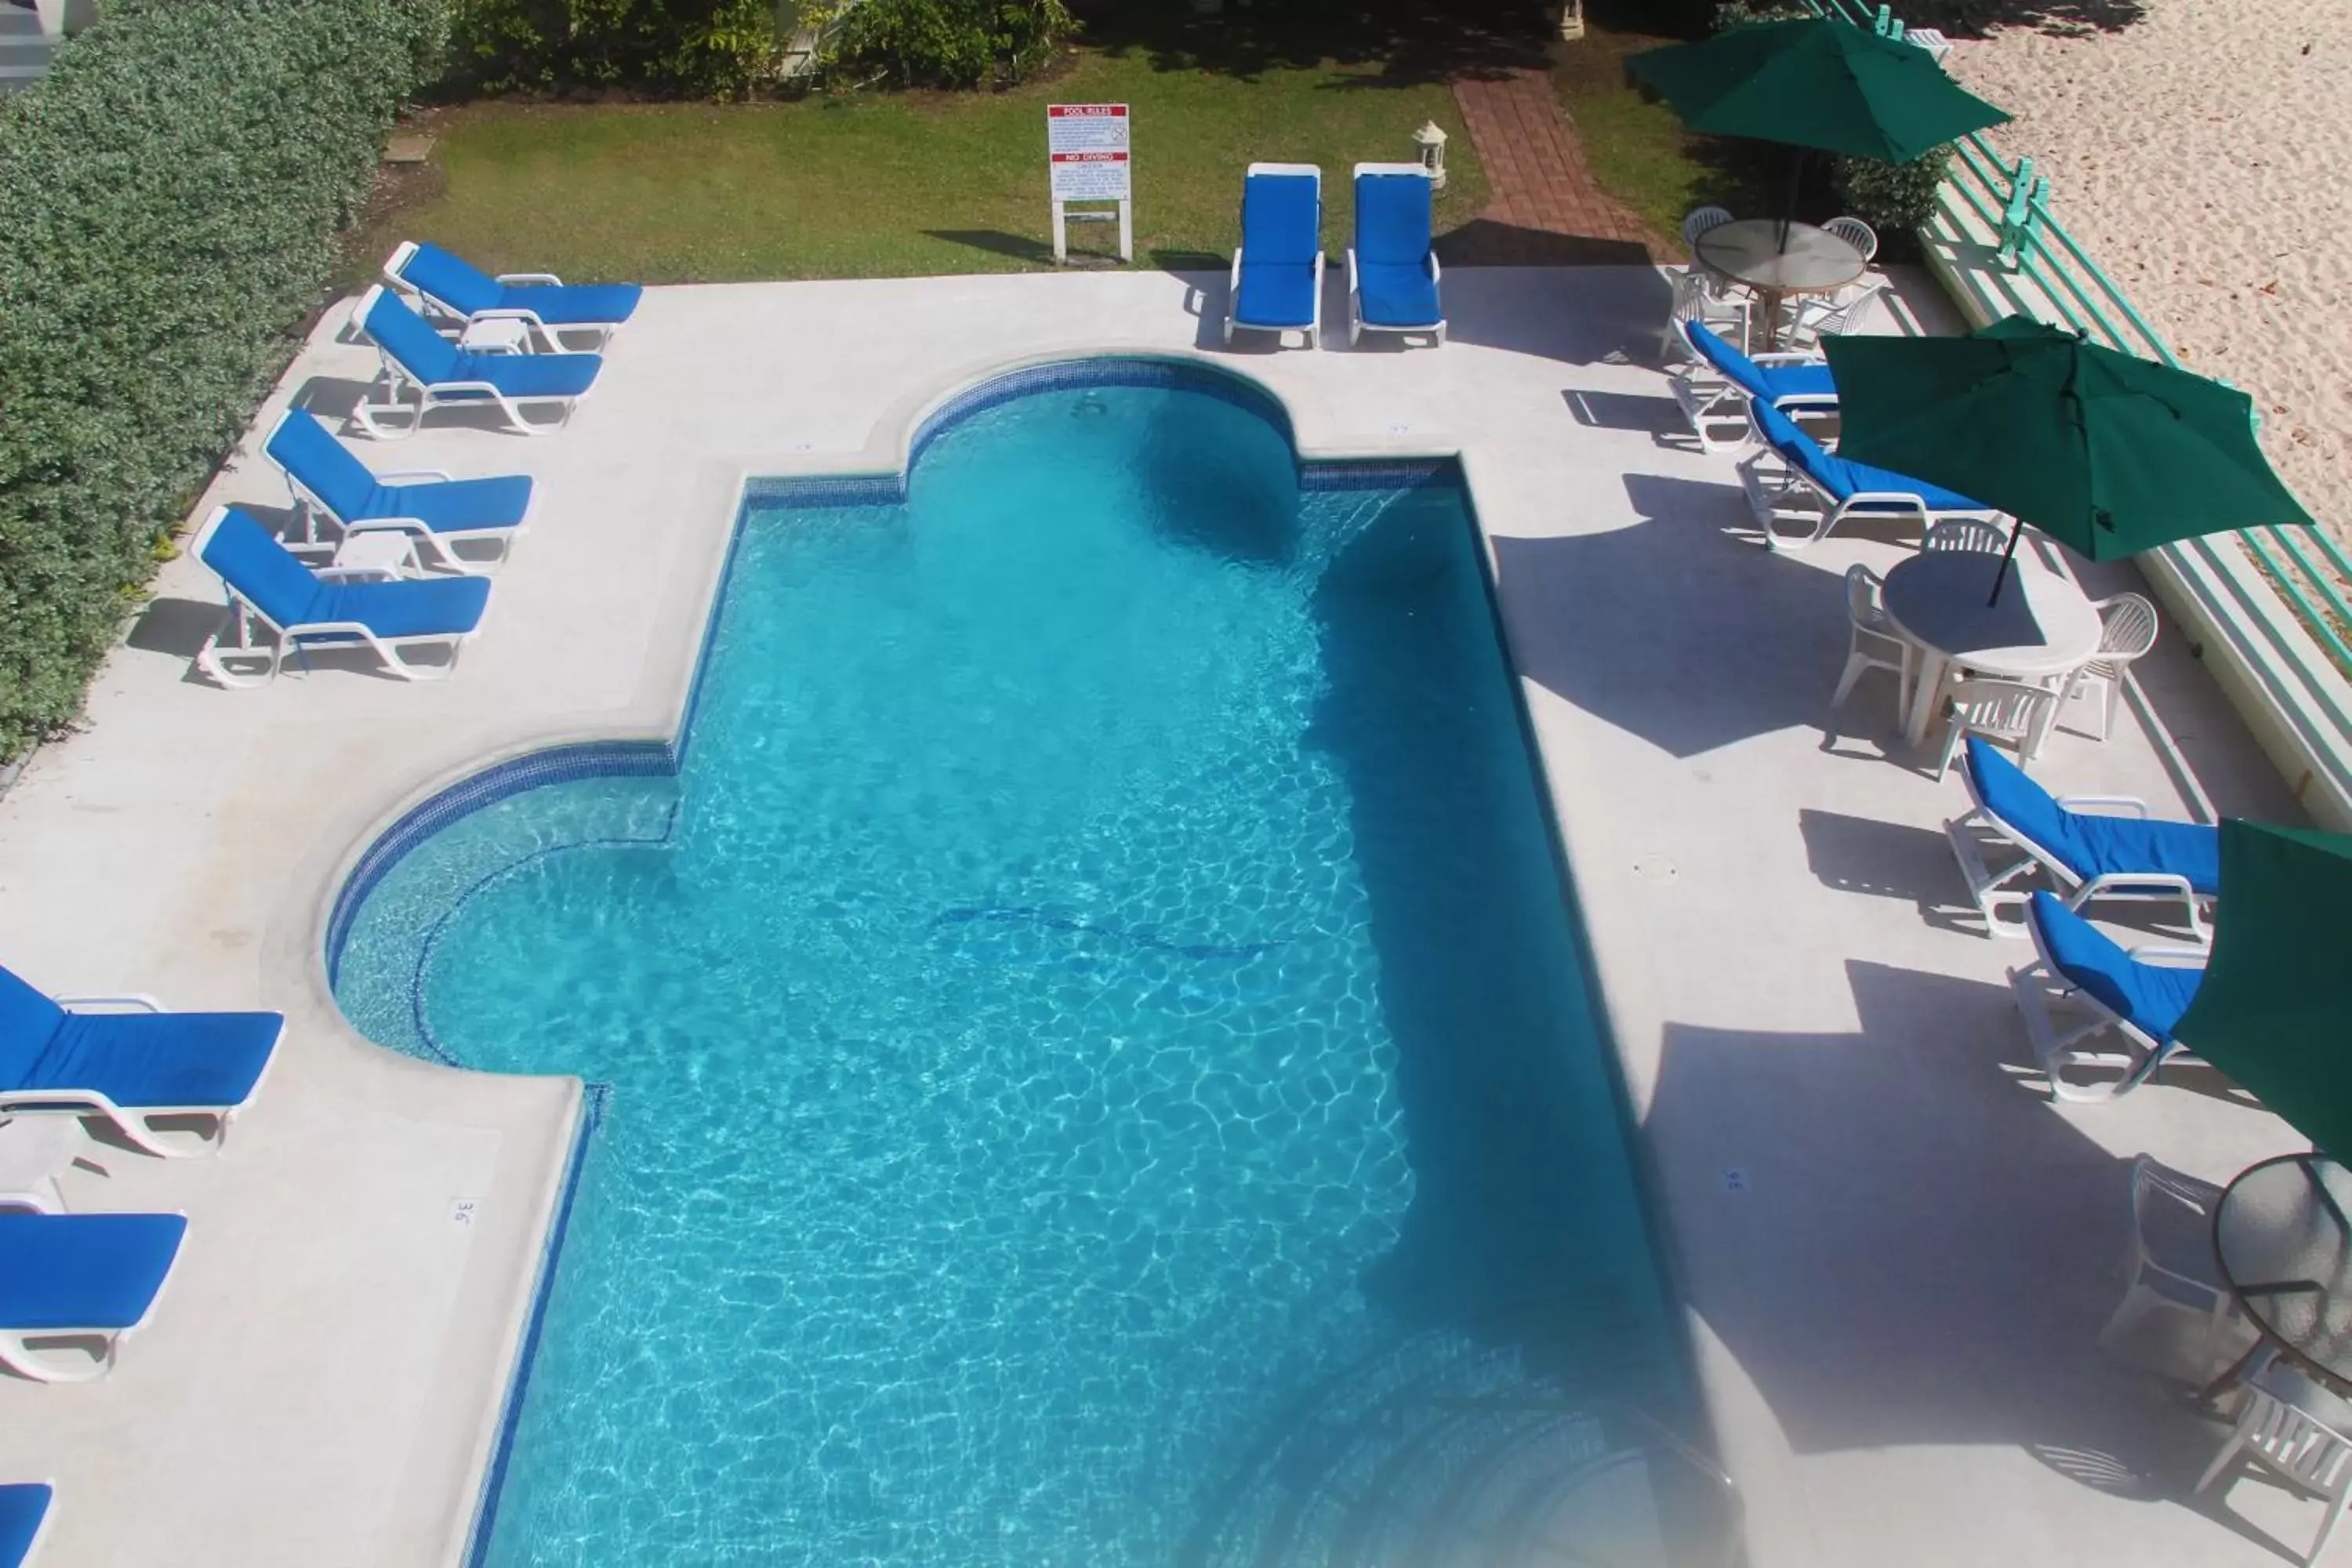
333,368 -> 1685,1566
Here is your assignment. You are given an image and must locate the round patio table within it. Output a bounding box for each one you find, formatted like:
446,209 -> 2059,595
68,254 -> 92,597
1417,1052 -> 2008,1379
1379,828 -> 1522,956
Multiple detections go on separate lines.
2209,1153 -> 2352,1396
1880,543 -> 2103,747
1693,220 -> 1867,350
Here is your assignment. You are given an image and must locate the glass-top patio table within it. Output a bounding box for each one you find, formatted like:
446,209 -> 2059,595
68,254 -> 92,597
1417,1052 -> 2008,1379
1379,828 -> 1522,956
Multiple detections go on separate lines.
2209,1153 -> 2352,1396
1693,220 -> 1867,350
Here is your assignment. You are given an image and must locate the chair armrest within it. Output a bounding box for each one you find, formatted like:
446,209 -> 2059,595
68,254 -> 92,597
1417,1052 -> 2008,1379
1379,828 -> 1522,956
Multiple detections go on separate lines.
55,993 -> 164,1013
1428,250 -> 1440,283
2056,794 -> 2152,818
2130,946 -> 2209,969
1229,249 -> 1243,292
495,271 -> 564,285
1845,488 -> 1930,511
1347,248 -> 1359,292
1751,351 -> 1826,368
342,517 -> 432,539
376,469 -> 453,485
316,564 -> 404,584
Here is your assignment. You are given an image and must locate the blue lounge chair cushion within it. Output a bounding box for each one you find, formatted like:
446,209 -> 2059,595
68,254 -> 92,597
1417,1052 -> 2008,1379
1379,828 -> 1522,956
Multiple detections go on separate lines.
1967,739 -> 2220,895
201,510 -> 492,641
0,963 -> 278,1109
0,1483 -> 49,1568
2029,892 -> 2202,1043
0,1213 -> 186,1330
1235,172 -> 1320,328
1354,172 -> 1442,328
1686,321 -> 1838,405
363,292 -> 601,399
402,242 -> 642,327
1358,262 -> 1441,329
267,412 -> 532,534
1754,401 -> 1990,513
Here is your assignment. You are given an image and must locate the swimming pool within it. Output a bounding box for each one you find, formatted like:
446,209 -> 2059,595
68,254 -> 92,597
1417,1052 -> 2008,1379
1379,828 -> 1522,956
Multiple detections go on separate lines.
332,362 -> 1693,1566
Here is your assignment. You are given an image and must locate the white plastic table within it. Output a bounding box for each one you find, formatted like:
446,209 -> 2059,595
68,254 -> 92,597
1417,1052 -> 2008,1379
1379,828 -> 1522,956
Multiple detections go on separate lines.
1882,544 -> 2104,746
456,316 -> 532,355
0,1118 -> 85,1213
329,529 -> 419,582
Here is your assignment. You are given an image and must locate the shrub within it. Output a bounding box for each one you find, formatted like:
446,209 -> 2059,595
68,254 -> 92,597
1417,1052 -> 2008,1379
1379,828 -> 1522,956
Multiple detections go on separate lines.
0,0 -> 444,761
1831,140 -> 1951,234
448,0 -> 778,98
818,0 -> 1072,89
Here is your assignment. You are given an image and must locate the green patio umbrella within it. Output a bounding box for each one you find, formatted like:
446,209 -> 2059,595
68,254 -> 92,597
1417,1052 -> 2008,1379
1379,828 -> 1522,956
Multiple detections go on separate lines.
2176,821 -> 2352,1159
1627,19 -> 2009,221
1824,317 -> 2316,600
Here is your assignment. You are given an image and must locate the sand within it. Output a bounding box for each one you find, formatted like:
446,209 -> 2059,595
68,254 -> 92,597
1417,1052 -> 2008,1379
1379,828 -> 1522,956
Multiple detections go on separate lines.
1949,0 -> 2352,543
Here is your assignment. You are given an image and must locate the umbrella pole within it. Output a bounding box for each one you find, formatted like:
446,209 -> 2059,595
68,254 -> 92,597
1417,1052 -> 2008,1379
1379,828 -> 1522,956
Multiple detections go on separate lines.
1987,517 -> 2024,606
1778,151 -> 1804,254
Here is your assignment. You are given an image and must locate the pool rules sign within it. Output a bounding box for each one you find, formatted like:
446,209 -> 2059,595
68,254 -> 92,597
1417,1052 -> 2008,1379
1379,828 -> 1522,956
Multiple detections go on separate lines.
1047,103 -> 1132,264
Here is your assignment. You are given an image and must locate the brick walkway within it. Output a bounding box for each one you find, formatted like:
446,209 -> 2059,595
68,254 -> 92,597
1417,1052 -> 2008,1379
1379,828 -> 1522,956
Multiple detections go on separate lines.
1446,68 -> 1657,264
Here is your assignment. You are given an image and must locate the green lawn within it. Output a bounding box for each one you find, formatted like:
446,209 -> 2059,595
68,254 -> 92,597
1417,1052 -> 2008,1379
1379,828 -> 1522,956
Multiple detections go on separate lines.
355,50 -> 1486,285
1553,22 -> 1780,245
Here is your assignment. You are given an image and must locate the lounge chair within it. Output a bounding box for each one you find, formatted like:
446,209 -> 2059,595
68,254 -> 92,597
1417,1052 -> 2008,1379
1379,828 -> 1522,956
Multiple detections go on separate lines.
384,240 -> 641,350
264,409 -> 532,573
1948,736 -> 2217,941
352,285 -> 601,439
0,960 -> 281,1158
2009,891 -> 2209,1102
194,506 -> 492,687
1738,398 -> 1999,550
0,1484 -> 49,1568
1669,320 -> 1838,452
0,1213 -> 185,1382
1347,163 -> 1443,346
1226,163 -> 1324,349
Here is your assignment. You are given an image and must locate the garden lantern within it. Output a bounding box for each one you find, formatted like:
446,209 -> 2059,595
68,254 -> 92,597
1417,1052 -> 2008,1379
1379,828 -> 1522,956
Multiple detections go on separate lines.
1411,122 -> 1448,191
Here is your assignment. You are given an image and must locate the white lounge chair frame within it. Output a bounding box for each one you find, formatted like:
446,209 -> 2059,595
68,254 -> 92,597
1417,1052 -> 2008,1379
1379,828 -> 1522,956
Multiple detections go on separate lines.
191,506 -> 487,689
268,412 -> 532,574
1225,162 -> 1324,350
1668,320 -> 1835,452
351,285 -> 586,441
1738,401 -> 2002,551
0,1221 -> 181,1384
0,990 -> 281,1160
383,239 -> 619,352
1945,763 -> 2212,942
1345,162 -> 1444,347
2007,916 -> 2207,1102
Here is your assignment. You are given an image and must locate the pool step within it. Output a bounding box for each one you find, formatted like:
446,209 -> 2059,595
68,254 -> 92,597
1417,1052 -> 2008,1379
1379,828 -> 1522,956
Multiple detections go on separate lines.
1182,1311 -> 1734,1568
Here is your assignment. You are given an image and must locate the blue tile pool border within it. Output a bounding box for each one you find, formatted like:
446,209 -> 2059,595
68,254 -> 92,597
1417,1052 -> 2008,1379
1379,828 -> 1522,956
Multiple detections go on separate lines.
463,1079 -> 612,1568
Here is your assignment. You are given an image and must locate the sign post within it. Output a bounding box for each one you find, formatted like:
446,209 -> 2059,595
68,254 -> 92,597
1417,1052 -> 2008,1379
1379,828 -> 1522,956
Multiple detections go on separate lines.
1047,103 -> 1132,264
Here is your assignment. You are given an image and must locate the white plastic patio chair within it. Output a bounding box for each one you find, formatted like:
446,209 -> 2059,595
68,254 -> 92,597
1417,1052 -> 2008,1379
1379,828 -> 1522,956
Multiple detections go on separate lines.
2058,592 -> 2159,741
2199,1347 -> 2352,1566
1668,267 -> 1751,359
1681,205 -> 1733,253
1832,564 -> 1915,713
2098,1156 -> 2253,1385
1922,517 -> 2011,555
1822,215 -> 1879,262
1781,280 -> 1889,353
1934,677 -> 2056,780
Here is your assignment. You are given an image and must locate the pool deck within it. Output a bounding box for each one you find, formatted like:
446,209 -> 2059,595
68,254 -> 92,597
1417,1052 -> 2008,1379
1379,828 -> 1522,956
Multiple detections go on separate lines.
0,266 -> 2318,1565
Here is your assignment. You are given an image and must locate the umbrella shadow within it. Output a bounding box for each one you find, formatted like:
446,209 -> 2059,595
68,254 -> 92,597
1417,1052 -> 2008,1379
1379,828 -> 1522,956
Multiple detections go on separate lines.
1646,961 -> 2243,1507
1486,476 -> 1854,757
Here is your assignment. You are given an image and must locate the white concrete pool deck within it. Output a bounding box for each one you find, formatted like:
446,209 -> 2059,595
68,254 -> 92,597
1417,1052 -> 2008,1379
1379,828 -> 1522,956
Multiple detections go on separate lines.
0,265 -> 2317,1565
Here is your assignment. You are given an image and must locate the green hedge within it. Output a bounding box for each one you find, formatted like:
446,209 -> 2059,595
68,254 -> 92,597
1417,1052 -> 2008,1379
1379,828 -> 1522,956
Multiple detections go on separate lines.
0,0 -> 444,760
817,0 -> 1073,90
448,0 -> 776,98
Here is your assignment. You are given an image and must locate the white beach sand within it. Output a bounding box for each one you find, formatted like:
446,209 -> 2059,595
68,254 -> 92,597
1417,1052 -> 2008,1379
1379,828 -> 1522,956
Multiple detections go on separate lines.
1951,0 -> 2352,540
